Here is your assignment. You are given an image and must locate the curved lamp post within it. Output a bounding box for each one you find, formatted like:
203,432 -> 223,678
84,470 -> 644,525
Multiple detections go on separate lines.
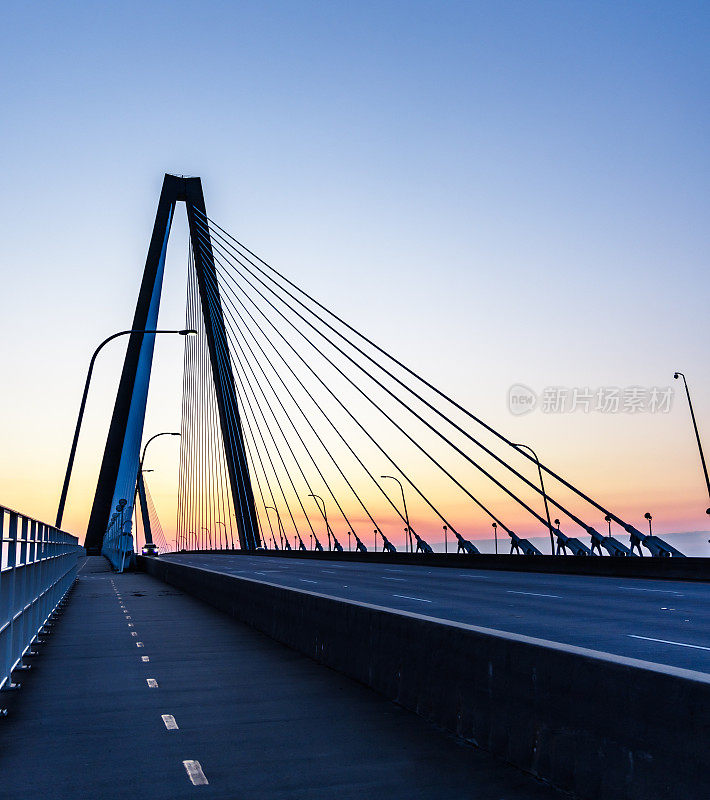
381,475 -> 412,553
201,526 -> 212,550
265,506 -> 286,549
133,431 -> 180,516
514,443 -> 554,554
308,493 -> 332,551
674,372 -> 710,514
55,328 -> 196,528
215,520 -> 229,549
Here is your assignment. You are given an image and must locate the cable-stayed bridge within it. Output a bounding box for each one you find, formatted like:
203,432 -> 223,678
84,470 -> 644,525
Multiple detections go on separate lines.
80,174 -> 683,569
1,175 -> 707,800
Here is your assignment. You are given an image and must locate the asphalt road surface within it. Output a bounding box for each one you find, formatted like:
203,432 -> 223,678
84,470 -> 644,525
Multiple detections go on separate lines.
162,553 -> 710,673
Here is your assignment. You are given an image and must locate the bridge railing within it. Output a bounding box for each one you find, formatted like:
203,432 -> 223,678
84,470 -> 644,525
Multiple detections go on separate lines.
0,505 -> 82,689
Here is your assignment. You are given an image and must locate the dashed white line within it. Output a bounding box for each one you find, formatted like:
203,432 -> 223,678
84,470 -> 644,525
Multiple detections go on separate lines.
628,635 -> 710,652
619,587 -> 683,596
141,656 -> 150,662
183,760 -> 209,786
136,642 -> 144,648
382,577 -> 405,582
507,590 -> 561,599
128,623 -> 134,627
162,714 -> 179,730
131,631 -> 138,637
146,678 -> 159,688
299,579 -> 318,584
392,594 -> 432,603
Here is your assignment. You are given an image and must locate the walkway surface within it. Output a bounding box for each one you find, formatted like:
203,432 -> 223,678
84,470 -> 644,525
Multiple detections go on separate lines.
0,557 -> 560,800
165,553 -> 710,672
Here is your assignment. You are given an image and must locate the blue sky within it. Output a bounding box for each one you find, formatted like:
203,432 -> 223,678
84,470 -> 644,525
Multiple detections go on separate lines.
1,1 -> 708,544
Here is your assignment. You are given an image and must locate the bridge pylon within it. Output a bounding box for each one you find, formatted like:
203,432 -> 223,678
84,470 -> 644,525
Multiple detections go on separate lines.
84,174 -> 259,555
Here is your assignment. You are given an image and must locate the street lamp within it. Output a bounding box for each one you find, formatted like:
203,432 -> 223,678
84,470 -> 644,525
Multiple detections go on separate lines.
265,506 -> 286,550
215,520 -> 228,549
605,514 -> 612,537
674,372 -> 710,514
201,526 -> 212,550
139,432 -> 180,476
514,443 -> 554,554
308,494 -> 332,550
188,531 -> 197,550
443,524 -> 448,553
381,475 -> 412,553
55,328 -> 196,528
644,512 -> 653,536
133,431 -> 180,513
492,522 -> 498,554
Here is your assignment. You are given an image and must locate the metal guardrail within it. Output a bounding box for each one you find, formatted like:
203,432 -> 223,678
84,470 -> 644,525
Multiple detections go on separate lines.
0,505 -> 82,690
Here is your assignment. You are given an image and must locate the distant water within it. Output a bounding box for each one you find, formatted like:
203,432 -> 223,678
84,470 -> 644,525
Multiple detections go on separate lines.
430,530 -> 710,557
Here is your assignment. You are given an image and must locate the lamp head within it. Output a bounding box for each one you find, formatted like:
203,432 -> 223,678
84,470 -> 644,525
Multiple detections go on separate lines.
644,512 -> 652,521
554,518 -> 560,526
673,372 -> 679,380
179,329 -> 198,337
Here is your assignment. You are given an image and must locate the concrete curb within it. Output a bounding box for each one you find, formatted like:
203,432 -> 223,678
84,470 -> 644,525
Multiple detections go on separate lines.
138,556 -> 710,800
168,548 -> 710,581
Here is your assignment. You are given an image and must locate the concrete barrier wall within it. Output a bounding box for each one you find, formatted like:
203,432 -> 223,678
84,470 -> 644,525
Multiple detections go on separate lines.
172,548 -> 710,582
139,556 -> 710,800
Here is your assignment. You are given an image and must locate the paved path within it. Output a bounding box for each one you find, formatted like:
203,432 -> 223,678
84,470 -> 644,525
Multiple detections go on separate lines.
0,557 -> 559,799
165,553 -> 710,672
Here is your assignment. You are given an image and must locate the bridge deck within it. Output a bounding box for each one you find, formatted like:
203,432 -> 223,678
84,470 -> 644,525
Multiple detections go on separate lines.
0,557 -> 559,799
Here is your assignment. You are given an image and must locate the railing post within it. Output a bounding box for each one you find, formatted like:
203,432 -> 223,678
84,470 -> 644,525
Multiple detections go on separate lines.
3,511 -> 19,689
0,507 -> 81,691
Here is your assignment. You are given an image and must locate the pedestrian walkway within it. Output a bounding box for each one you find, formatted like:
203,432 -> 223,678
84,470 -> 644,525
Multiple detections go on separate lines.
0,557 -> 560,799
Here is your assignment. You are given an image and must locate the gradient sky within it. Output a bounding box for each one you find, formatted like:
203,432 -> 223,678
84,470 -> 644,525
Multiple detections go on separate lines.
1,1 -> 709,550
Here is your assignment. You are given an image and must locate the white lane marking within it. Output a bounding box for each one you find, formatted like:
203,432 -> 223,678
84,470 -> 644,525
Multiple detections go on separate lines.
146,678 -> 159,688
183,760 -> 209,786
619,587 -> 683,596
392,594 -> 432,603
299,579 -> 318,584
628,635 -> 710,652
136,642 -> 144,647
162,714 -> 179,730
382,577 -> 405,581
128,623 -> 134,627
131,631 -> 138,637
141,656 -> 150,662
507,590 -> 561,599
